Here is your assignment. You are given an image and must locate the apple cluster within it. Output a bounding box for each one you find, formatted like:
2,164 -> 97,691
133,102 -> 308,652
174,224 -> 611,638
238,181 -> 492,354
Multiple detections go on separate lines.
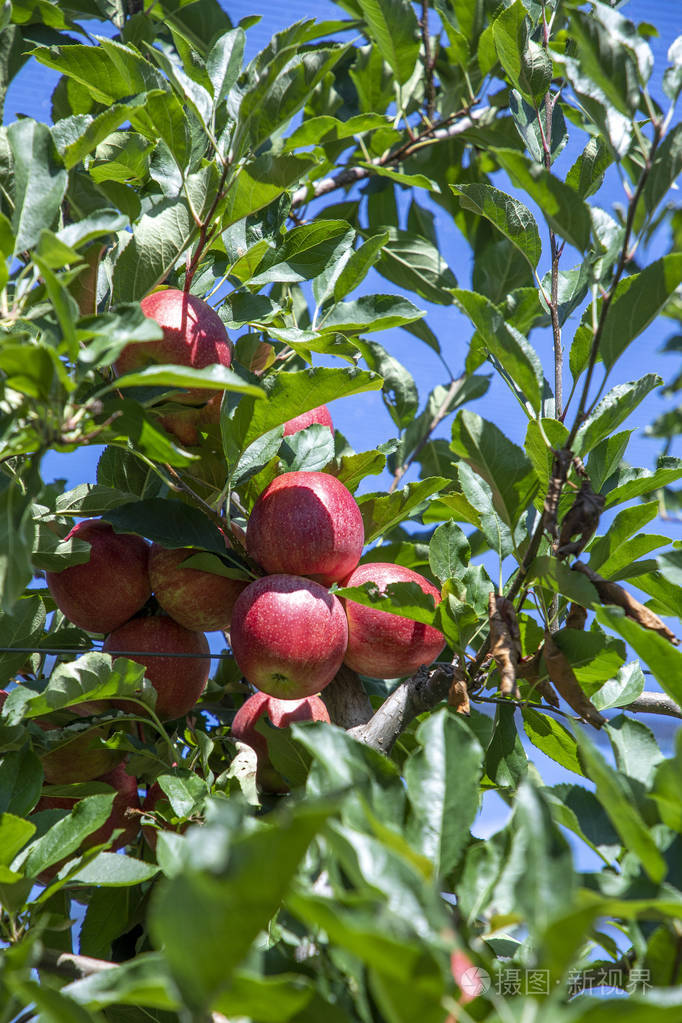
38,288 -> 446,805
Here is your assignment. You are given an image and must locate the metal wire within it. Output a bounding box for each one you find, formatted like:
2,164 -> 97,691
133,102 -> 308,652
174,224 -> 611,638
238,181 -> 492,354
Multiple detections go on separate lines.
0,647 -> 233,659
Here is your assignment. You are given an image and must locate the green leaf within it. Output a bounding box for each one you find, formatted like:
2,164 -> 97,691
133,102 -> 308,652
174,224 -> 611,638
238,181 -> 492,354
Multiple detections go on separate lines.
374,228 -> 457,305
405,709 -> 483,878
599,255 -> 682,370
574,726 -> 666,883
35,37 -> 165,104
596,606 -> 682,710
492,0 -> 551,104
111,195 -> 196,303
450,410 -> 535,527
4,652 -> 148,720
0,596 -> 45,688
231,367 -> 382,457
357,477 -> 448,542
0,480 -> 34,612
0,814 -> 35,867
224,153 -> 317,228
509,89 -> 567,165
7,119 -> 67,255
149,800 -> 333,1010
494,148 -> 592,251
0,749 -> 42,816
333,231 -> 389,302
566,135 -> 613,199
23,794 -> 116,877
249,220 -> 354,286
428,522 -> 470,584
588,501 -> 659,573
355,0 -> 420,85
522,708 -> 583,777
527,555 -> 599,606
102,499 -> 226,554
354,338 -> 418,429
109,362 -> 264,398
575,374 -> 662,456
485,703 -> 527,789
643,123 -> 682,217
206,27 -> 245,109
451,288 -> 543,412
69,852 -> 159,886
319,293 -> 425,333
59,953 -> 177,1011
567,8 -> 640,115
496,780 -> 575,935
281,424 -> 336,474
334,579 -> 439,627
451,182 -> 541,270
607,713 -> 663,787
603,457 -> 682,508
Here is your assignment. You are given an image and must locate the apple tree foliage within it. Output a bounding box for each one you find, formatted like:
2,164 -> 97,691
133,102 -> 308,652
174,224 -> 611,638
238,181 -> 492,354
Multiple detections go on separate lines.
1,0 -> 682,1019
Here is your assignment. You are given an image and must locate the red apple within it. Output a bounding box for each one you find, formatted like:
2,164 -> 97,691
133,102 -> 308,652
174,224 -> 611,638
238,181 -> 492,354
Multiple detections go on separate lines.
246,471 -> 364,586
40,719 -> 124,784
46,519 -> 151,634
341,563 -> 446,679
115,288 -> 233,404
283,405 -> 334,437
35,762 -> 140,852
149,543 -> 248,632
103,614 -> 210,720
229,575 -> 348,699
232,690 -> 330,792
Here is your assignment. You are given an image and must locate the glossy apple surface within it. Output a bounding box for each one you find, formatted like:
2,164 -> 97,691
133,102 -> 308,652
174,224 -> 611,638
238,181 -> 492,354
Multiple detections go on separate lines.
341,563 -> 446,679
230,574 -> 348,699
149,543 -> 247,632
232,690 -> 330,792
283,405 -> 334,437
115,289 -> 232,403
46,519 -> 151,634
103,615 -> 210,720
246,471 -> 364,586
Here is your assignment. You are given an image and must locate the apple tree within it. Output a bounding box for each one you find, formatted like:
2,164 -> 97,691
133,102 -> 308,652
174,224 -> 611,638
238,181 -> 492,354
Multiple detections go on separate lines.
1,0 -> 682,1020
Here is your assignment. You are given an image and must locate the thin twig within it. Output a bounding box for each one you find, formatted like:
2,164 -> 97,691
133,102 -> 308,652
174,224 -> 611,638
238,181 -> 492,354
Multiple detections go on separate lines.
290,106 -> 487,209
389,374 -> 462,493
420,0 -> 437,122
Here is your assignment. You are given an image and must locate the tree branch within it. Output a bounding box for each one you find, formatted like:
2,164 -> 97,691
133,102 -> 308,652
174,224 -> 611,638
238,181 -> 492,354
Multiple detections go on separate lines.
322,664 -> 374,729
350,662 -> 455,753
420,0 -> 437,122
290,108 -> 487,209
625,692 -> 682,719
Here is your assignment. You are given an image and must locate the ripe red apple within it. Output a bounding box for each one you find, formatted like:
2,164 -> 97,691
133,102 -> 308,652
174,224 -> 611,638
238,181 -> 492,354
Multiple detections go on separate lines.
103,614 -> 210,720
246,471 -> 364,586
341,563 -> 446,679
46,519 -> 151,634
230,574 -> 348,699
283,405 -> 334,437
232,690 -> 330,792
115,288 -> 233,404
40,719 -> 124,784
149,543 -> 248,632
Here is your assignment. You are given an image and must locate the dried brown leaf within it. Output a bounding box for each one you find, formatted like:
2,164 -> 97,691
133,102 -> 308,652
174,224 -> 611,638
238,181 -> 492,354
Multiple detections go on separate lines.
566,602 -> 588,631
488,592 -> 521,698
543,631 -> 605,728
448,679 -> 471,715
516,648 -> 560,707
573,561 -> 679,646
557,481 -> 605,558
